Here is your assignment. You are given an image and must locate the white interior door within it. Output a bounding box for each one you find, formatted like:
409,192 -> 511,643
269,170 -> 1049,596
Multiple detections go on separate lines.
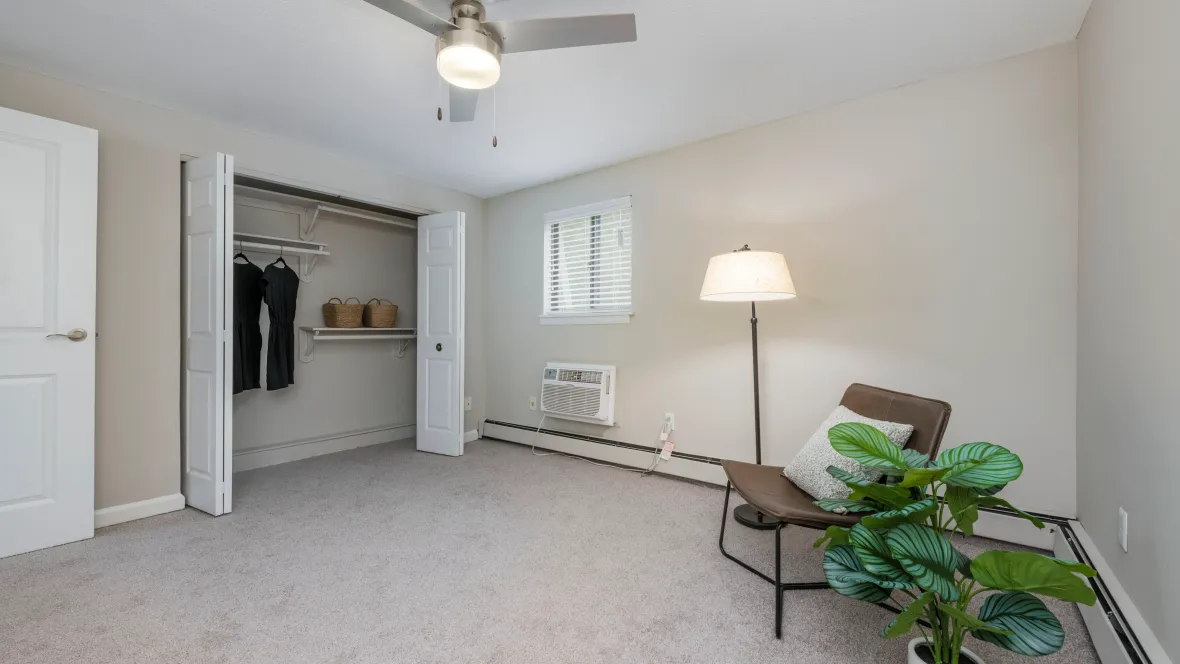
0,106 -> 97,558
181,153 -> 234,515
417,211 -> 465,456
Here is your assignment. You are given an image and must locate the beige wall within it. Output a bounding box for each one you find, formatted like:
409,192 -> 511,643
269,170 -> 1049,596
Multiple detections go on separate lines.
484,45 -> 1080,516
1077,1 -> 1180,659
0,63 -> 486,510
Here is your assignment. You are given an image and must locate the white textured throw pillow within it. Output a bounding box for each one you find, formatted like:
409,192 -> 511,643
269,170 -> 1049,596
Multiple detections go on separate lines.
782,405 -> 914,501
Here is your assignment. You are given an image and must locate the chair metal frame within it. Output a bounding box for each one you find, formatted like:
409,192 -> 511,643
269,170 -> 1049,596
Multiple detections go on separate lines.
718,481 -> 910,639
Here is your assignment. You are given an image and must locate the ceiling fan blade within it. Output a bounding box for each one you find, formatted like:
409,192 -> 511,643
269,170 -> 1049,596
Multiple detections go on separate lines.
486,14 -> 637,54
361,0 -> 456,36
449,86 -> 480,122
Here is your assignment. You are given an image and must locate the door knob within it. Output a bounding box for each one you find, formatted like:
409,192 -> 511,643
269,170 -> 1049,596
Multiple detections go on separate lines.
46,328 -> 88,342
436,343 -> 443,352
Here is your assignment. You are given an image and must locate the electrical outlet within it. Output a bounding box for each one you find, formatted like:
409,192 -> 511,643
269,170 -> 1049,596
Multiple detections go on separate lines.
664,412 -> 675,430
529,396 -> 537,411
1118,507 -> 1129,552
464,396 -> 472,412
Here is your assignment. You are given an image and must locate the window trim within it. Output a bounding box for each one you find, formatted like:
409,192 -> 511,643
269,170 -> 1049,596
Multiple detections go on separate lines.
539,311 -> 633,326
540,196 -> 633,325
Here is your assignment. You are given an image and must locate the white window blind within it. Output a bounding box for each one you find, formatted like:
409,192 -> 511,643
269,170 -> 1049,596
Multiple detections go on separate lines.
543,197 -> 632,317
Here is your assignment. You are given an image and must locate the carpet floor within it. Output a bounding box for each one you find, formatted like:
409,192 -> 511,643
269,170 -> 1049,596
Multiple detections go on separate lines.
1,439 -> 1099,664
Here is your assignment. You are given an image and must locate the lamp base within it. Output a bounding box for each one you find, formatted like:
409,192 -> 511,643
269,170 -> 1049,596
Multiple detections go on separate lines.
733,503 -> 781,530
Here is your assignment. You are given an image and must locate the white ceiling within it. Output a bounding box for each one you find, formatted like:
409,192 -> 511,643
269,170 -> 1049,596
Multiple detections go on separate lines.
0,0 -> 1090,198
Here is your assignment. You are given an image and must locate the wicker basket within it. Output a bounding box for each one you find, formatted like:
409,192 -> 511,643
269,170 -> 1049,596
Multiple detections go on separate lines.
322,297 -> 364,328
364,298 -> 398,328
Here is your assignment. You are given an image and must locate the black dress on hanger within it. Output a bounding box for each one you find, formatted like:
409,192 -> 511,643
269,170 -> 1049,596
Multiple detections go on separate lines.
263,257 -> 300,390
232,255 -> 265,394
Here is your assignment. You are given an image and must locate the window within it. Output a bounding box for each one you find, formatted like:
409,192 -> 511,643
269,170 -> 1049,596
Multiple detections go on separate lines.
542,196 -> 633,325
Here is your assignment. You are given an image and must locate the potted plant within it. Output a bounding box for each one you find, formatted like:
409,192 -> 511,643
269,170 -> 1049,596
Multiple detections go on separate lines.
812,423 -> 1097,664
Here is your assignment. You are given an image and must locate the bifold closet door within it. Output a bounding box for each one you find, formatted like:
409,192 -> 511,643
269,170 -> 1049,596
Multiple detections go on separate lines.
181,152 -> 234,516
416,211 -> 465,457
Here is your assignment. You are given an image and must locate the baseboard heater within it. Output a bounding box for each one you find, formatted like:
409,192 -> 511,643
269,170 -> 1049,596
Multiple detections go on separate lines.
484,417 -> 1161,664
482,419 -> 722,466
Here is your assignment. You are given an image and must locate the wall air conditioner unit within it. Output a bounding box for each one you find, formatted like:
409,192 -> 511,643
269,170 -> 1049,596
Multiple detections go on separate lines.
541,363 -> 616,426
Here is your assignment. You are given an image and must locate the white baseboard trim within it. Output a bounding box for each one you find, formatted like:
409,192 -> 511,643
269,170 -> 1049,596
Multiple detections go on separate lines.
234,423 -> 415,473
94,493 -> 185,529
464,429 -> 479,443
1058,521 -> 1172,664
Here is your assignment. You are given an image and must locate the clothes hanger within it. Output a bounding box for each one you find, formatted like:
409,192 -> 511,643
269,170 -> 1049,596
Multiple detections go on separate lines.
270,246 -> 288,269
233,241 -> 253,264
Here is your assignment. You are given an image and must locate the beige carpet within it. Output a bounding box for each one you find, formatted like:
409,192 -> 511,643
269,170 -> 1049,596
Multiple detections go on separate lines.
0,439 -> 1099,663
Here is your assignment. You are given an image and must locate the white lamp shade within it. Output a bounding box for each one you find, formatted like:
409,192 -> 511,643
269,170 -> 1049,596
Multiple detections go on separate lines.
699,250 -> 796,302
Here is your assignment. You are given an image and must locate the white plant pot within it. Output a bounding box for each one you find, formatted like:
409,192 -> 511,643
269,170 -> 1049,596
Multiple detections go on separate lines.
907,638 -> 985,664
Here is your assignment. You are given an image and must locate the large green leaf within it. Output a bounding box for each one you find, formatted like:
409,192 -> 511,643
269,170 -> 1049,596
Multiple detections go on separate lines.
973,591 -> 1065,656
885,524 -> 961,600
903,449 -> 932,469
945,486 -> 980,536
861,498 -> 938,529
899,466 -> 952,488
814,498 -> 879,515
828,422 -> 906,469
882,591 -> 934,638
976,483 -> 1007,497
978,496 -> 1045,529
954,546 -> 974,579
1045,557 -> 1097,578
862,464 -> 909,478
822,546 -> 896,602
937,603 -> 1013,635
848,482 -> 913,509
849,524 -> 910,583
812,525 -> 851,550
970,551 -> 1097,605
826,465 -> 875,487
937,443 -> 1023,488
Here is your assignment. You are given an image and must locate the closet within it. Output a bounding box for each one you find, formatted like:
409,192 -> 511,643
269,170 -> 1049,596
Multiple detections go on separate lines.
180,152 -> 466,517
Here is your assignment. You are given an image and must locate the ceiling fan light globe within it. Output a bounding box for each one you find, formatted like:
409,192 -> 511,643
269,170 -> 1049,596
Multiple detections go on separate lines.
437,44 -> 500,89
436,30 -> 502,90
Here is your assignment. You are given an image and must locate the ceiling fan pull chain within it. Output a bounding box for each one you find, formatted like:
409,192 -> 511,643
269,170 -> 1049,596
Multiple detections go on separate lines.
436,70 -> 443,121
492,86 -> 498,147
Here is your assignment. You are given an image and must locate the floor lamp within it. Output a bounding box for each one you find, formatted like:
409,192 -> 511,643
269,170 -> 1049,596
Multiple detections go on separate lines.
700,245 -> 796,530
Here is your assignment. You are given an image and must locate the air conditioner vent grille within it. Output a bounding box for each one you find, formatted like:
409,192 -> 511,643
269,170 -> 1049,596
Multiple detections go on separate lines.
557,369 -> 602,384
542,383 -> 602,418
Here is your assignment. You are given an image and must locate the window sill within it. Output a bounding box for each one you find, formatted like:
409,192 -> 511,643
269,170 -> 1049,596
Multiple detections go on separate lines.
539,312 -> 633,326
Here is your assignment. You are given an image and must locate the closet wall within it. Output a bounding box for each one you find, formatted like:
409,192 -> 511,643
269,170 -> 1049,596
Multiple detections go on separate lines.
233,200 -> 417,463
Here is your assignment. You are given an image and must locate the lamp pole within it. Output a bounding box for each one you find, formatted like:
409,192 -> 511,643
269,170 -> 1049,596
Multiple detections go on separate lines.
751,301 -> 762,464
732,298 -> 781,529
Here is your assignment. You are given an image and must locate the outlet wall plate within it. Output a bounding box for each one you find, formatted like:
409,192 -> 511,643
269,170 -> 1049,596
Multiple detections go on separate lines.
1118,507 -> 1129,552
664,412 -> 675,430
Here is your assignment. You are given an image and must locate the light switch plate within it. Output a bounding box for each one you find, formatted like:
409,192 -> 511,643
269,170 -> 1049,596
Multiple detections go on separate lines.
529,396 -> 537,411
464,396 -> 472,412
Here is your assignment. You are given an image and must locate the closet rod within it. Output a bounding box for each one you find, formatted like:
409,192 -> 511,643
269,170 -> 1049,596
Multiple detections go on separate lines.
237,240 -> 330,257
316,204 -> 418,231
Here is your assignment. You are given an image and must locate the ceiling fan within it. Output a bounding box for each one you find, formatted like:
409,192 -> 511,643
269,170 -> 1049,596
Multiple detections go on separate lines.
363,0 -> 637,123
